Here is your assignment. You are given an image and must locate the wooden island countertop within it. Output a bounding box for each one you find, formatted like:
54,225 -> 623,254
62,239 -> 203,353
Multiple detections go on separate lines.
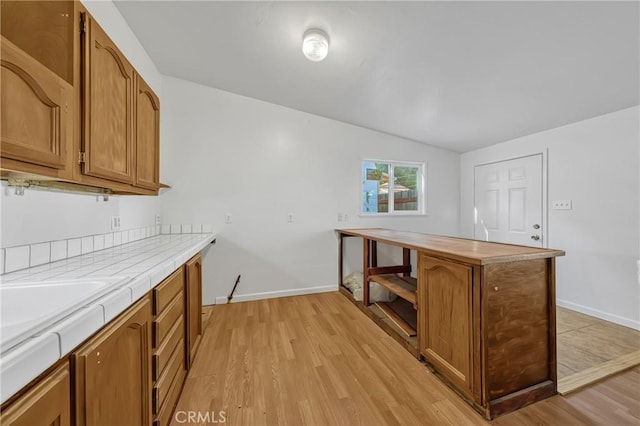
337,228 -> 565,265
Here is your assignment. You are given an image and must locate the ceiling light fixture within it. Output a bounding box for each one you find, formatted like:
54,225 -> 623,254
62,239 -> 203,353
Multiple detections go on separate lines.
302,29 -> 329,62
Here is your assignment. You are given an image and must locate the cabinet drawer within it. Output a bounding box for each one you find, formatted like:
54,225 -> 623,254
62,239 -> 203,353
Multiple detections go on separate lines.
153,293 -> 184,348
153,339 -> 184,414
153,316 -> 184,381
154,365 -> 186,426
153,268 -> 184,315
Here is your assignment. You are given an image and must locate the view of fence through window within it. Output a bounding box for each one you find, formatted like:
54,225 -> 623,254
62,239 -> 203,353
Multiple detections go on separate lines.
362,161 -> 423,214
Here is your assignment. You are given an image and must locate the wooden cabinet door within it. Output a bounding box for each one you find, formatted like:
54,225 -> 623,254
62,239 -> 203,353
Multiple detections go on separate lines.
82,14 -> 134,184
73,296 -> 152,426
419,256 -> 474,398
185,254 -> 202,369
0,362 -> 71,426
0,37 -> 71,171
134,74 -> 160,190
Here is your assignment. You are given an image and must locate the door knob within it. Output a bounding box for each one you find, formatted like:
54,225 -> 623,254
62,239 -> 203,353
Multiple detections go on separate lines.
533,224 -> 540,229
531,235 -> 541,241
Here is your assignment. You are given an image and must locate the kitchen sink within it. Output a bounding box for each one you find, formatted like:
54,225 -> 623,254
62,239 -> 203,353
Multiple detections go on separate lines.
0,277 -> 129,352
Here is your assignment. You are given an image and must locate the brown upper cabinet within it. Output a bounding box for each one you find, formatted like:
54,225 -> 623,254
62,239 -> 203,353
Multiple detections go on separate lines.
0,1 -> 76,177
0,1 -> 161,195
80,12 -> 135,185
135,74 -> 160,190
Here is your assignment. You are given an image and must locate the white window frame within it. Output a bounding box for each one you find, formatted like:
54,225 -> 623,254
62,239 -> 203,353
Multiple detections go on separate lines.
360,159 -> 426,216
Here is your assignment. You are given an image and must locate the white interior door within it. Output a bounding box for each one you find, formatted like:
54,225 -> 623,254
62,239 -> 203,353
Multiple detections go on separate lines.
474,154 -> 543,247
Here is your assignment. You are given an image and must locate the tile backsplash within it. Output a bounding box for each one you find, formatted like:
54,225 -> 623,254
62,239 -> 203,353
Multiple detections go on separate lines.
0,224 -> 213,275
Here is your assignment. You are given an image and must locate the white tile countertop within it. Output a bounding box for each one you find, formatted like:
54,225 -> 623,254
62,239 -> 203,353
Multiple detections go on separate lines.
0,232 -> 216,404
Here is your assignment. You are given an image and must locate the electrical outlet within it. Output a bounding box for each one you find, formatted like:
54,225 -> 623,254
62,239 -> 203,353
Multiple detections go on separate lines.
224,213 -> 232,224
552,200 -> 572,210
287,213 -> 294,223
111,216 -> 121,231
337,213 -> 344,222
343,213 -> 348,222
155,214 -> 161,225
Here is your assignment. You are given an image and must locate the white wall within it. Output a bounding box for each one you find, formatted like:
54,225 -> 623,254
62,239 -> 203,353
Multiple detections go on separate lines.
460,106 -> 640,329
0,0 -> 162,249
160,76 -> 460,304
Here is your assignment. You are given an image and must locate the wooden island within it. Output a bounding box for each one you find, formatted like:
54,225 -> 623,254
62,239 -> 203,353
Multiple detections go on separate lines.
336,228 -> 565,419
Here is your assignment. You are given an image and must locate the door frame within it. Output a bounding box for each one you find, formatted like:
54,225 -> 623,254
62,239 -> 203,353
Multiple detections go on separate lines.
472,151 -> 548,248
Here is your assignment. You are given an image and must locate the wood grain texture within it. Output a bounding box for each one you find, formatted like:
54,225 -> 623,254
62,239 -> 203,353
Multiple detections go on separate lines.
153,340 -> 185,414
337,228 -> 565,265
73,295 -> 152,426
153,268 -> 184,316
0,362 -> 71,426
557,307 -> 640,386
153,317 -> 184,381
134,73 -> 160,190
369,274 -> 416,305
419,256 -> 474,399
340,286 -> 420,357
82,13 -> 134,184
1,36 -> 71,170
485,259 -> 551,399
1,0 -> 74,84
155,367 -> 186,426
558,350 -> 640,395
153,293 -> 184,348
185,254 -> 203,369
375,301 -> 416,337
172,293 -> 640,426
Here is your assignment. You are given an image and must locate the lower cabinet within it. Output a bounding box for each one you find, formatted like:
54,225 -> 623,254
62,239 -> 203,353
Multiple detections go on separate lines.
152,268 -> 186,426
418,256 -> 475,399
73,295 -> 152,426
1,255 -> 206,426
418,254 -> 556,418
185,253 -> 203,369
0,362 -> 71,426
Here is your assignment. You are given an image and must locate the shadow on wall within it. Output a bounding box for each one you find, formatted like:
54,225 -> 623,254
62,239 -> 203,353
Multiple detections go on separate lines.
200,232 -> 339,306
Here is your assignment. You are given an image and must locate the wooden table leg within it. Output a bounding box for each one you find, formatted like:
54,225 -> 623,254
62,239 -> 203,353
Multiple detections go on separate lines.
403,247 -> 411,276
338,233 -> 344,286
363,238 -> 370,306
371,241 -> 378,268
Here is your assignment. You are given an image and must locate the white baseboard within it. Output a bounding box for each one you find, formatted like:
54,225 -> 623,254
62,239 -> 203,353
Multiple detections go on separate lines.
557,299 -> 640,330
213,285 -> 338,305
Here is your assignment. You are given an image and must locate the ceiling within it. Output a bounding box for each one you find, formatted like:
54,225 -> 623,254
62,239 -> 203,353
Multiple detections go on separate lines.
115,1 -> 639,153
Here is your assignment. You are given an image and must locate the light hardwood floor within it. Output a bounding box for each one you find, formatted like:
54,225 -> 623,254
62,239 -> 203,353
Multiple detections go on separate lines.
173,293 -> 640,426
557,307 -> 640,394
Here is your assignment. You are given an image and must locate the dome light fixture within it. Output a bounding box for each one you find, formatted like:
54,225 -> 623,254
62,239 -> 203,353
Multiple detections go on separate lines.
302,29 -> 329,62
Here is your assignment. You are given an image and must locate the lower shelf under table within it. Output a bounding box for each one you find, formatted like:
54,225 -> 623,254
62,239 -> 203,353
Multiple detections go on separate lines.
339,286 -> 419,357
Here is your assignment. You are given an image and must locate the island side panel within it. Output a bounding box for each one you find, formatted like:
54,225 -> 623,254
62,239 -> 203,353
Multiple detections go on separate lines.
547,257 -> 558,389
484,258 -> 552,400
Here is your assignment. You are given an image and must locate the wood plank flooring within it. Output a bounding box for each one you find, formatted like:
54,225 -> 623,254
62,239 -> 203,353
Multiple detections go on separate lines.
557,307 -> 640,394
172,293 -> 640,426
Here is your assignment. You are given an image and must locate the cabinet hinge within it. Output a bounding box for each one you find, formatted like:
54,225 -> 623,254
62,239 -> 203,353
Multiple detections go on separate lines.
80,14 -> 87,34
78,152 -> 86,164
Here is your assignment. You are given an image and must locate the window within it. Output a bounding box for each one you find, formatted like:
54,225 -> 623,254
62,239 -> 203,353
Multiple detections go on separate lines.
361,160 -> 425,215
